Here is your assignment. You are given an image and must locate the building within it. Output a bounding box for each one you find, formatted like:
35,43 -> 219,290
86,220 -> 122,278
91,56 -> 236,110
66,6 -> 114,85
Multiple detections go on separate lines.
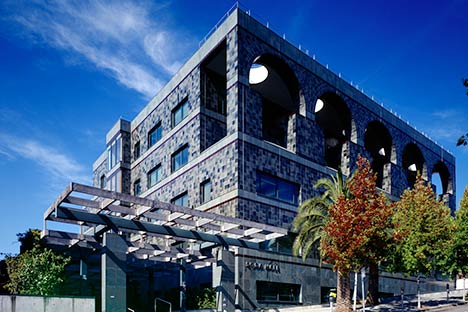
44,6 -> 456,312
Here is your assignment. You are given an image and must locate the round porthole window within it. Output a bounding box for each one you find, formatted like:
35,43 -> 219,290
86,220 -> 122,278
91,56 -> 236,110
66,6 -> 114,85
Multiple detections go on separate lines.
249,63 -> 268,84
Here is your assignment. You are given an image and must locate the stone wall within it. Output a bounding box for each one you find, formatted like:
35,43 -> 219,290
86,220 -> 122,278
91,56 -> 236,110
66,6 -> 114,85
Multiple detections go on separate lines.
233,248 -> 449,310
0,295 -> 95,312
235,24 -> 456,211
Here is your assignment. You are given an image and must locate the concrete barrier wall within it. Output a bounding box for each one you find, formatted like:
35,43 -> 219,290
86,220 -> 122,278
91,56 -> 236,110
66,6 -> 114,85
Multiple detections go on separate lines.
0,295 -> 95,312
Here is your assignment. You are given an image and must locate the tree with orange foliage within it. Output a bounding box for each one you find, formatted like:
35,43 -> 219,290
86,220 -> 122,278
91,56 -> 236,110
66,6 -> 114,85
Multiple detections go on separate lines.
321,156 -> 395,312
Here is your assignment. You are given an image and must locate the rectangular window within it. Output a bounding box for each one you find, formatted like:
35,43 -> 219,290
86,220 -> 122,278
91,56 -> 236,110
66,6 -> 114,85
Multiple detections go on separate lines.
171,145 -> 189,172
100,175 -> 106,189
171,191 -> 188,207
200,179 -> 212,204
134,141 -> 140,160
147,164 -> 162,188
172,97 -> 189,128
134,179 -> 141,196
107,138 -> 121,170
148,122 -> 162,148
108,173 -> 118,192
256,281 -> 301,303
256,172 -> 299,204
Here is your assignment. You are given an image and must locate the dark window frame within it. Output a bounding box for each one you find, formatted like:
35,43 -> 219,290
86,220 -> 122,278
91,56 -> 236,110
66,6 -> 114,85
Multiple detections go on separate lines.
134,179 -> 141,196
256,281 -> 301,304
107,137 -> 121,170
100,175 -> 106,189
171,144 -> 189,172
256,171 -> 299,205
200,179 -> 212,204
134,141 -> 141,160
148,122 -> 162,148
171,191 -> 188,207
147,164 -> 162,188
171,97 -> 189,128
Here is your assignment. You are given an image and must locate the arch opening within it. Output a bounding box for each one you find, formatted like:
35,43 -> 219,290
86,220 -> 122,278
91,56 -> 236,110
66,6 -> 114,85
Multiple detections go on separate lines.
431,161 -> 451,199
315,92 -> 352,170
402,143 -> 426,188
249,54 -> 300,148
364,121 -> 392,189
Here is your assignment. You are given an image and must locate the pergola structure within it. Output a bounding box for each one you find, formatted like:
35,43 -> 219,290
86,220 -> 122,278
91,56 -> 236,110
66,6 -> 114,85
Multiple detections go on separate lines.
42,183 -> 288,311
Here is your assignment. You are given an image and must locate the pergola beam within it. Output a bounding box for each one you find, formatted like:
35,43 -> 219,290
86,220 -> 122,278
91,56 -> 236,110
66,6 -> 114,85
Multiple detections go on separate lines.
68,183 -> 287,236
55,206 -> 261,250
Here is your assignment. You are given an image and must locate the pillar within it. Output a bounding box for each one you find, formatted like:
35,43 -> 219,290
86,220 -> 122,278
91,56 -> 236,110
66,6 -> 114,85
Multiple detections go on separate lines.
212,248 -> 236,312
102,232 -> 127,312
179,259 -> 187,312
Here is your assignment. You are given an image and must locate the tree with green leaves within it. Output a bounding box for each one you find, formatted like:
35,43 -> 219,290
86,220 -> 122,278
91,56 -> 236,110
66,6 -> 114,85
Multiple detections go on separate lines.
5,229 -> 70,295
444,187 -> 468,278
186,287 -> 216,309
320,156 -> 394,312
456,78 -> 468,146
292,167 -> 353,311
391,176 -> 454,276
292,169 -> 350,261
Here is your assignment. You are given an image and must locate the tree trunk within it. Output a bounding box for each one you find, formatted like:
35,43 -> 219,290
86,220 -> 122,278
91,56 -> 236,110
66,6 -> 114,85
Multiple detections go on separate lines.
335,270 -> 352,312
368,263 -> 379,305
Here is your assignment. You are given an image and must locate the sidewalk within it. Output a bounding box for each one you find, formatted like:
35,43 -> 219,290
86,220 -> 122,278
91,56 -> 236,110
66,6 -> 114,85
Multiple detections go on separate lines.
370,290 -> 467,311
260,290 -> 467,312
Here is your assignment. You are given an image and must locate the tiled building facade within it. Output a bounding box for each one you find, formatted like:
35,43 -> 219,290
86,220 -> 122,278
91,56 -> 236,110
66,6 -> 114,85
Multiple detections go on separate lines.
91,8 -> 455,310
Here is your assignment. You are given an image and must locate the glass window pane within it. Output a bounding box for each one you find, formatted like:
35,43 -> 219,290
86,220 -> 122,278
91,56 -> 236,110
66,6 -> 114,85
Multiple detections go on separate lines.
172,192 -> 188,207
155,166 -> 161,183
182,148 -> 188,164
278,180 -> 298,204
257,172 -> 299,204
134,141 -> 140,160
134,180 -> 141,196
182,100 -> 187,117
172,98 -> 188,127
257,173 -> 276,198
201,180 -> 212,203
107,149 -> 112,169
149,123 -> 161,147
107,138 -> 121,169
256,281 -> 300,303
148,165 -> 161,188
100,175 -> 106,189
172,145 -> 188,172
116,139 -> 120,164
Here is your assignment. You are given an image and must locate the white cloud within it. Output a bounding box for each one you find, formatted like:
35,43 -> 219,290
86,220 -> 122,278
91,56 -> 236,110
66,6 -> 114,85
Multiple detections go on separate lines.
4,0 -> 189,98
0,133 -> 89,184
420,109 -> 467,151
144,32 -> 182,74
431,110 -> 457,120
0,147 -> 15,160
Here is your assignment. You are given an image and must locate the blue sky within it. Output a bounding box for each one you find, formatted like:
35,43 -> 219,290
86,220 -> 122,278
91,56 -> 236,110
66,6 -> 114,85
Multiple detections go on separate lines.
0,0 -> 467,257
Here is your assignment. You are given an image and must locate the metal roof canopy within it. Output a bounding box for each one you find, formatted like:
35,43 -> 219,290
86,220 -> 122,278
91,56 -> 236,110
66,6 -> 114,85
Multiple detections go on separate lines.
43,183 -> 288,265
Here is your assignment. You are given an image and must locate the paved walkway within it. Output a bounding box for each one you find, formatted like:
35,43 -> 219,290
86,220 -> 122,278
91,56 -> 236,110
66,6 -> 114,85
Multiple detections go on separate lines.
370,290 -> 467,311
261,290 -> 468,312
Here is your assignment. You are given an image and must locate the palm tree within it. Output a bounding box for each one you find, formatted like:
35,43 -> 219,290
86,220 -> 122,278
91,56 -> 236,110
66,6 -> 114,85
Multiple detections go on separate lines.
292,170 -> 354,311
293,170 -> 350,258
292,196 -> 328,260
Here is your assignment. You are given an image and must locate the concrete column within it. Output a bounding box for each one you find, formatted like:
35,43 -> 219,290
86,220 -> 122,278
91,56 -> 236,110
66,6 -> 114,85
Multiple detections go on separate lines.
287,114 -> 297,153
102,232 -> 127,312
212,248 -> 236,312
179,259 -> 186,312
383,162 -> 392,193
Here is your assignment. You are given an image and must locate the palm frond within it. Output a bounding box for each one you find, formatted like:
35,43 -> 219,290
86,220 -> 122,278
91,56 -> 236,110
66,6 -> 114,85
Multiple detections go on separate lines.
293,169 -> 353,260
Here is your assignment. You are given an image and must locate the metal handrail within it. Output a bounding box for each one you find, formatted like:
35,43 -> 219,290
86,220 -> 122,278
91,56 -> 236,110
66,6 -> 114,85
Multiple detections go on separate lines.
154,297 -> 172,312
198,2 -> 242,47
